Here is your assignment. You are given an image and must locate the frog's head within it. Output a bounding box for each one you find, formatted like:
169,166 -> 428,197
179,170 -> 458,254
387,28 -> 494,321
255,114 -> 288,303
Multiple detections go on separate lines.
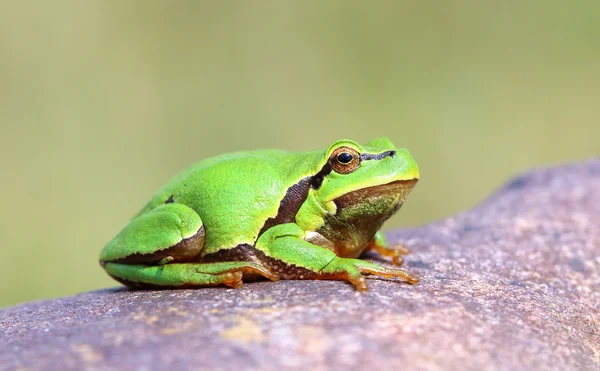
312,137 -> 419,207
305,137 -> 419,256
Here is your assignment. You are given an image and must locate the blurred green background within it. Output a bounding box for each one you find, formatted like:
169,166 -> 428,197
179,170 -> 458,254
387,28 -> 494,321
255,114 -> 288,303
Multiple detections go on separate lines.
1,1 -> 598,307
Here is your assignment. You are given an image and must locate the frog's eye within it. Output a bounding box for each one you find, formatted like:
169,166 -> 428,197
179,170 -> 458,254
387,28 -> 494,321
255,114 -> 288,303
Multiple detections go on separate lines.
337,152 -> 353,163
330,147 -> 361,174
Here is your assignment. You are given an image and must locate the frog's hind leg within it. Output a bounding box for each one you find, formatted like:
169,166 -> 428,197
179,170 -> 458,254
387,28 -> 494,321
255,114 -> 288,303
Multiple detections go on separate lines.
100,203 -> 207,265
100,202 -> 279,288
104,261 -> 279,289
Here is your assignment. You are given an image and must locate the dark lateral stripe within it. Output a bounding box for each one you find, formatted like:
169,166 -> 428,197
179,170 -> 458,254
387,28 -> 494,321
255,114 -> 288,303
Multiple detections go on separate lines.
360,150 -> 396,161
258,177 -> 312,236
310,161 -> 332,189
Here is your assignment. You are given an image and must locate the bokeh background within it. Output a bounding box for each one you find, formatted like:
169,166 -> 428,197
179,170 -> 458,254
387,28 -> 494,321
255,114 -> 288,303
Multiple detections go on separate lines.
1,1 -> 599,307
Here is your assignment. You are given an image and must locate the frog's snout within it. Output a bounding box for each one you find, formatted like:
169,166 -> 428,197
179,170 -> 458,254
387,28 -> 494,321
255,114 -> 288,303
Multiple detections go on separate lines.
391,148 -> 419,180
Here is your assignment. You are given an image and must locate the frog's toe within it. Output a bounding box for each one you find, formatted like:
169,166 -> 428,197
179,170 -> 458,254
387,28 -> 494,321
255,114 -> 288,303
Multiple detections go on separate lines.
367,242 -> 412,266
315,266 -> 370,291
354,276 -> 369,291
391,254 -> 405,266
221,272 -> 244,288
158,256 -> 175,265
390,244 -> 411,255
353,259 -> 419,284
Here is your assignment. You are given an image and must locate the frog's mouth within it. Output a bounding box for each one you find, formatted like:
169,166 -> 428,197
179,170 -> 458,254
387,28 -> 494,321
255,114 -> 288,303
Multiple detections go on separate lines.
333,179 -> 418,209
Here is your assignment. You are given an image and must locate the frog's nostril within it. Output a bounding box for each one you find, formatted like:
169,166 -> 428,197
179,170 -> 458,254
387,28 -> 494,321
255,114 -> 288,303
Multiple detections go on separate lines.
389,150 -> 396,158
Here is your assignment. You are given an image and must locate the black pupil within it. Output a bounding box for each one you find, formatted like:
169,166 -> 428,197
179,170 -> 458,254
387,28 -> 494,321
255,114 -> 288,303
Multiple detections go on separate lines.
337,152 -> 353,164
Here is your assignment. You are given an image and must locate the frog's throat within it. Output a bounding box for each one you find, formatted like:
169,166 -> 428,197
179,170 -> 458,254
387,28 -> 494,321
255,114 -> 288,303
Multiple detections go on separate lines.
314,178 -> 418,258
332,178 -> 418,209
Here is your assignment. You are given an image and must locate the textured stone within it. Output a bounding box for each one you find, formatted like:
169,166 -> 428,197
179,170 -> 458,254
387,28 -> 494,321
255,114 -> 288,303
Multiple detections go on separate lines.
1,159 -> 599,371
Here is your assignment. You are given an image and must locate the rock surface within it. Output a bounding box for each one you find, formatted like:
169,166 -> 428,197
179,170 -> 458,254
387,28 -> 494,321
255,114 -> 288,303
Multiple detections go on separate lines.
1,159 -> 599,371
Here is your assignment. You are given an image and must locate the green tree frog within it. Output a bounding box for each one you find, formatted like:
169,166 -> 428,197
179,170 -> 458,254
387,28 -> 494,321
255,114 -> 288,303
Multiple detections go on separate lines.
100,137 -> 420,291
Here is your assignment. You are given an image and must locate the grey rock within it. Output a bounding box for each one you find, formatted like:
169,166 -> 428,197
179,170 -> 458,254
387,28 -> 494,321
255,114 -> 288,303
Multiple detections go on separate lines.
1,159 -> 599,371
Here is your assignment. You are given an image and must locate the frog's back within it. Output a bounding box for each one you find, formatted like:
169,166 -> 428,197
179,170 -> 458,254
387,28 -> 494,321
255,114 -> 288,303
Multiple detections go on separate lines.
139,149 -> 318,254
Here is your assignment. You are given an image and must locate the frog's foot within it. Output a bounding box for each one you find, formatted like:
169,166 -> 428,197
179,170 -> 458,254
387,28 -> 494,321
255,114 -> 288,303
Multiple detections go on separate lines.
366,243 -> 411,266
320,257 -> 419,291
366,232 -> 413,266
104,261 -> 278,289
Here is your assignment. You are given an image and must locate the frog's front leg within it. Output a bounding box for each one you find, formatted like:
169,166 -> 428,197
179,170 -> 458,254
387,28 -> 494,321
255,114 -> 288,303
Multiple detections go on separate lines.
100,203 -> 278,288
365,231 -> 412,266
256,224 -> 418,291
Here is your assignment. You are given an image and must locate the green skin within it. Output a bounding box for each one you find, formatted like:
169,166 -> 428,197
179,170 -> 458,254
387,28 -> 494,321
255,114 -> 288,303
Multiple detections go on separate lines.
100,137 -> 420,291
